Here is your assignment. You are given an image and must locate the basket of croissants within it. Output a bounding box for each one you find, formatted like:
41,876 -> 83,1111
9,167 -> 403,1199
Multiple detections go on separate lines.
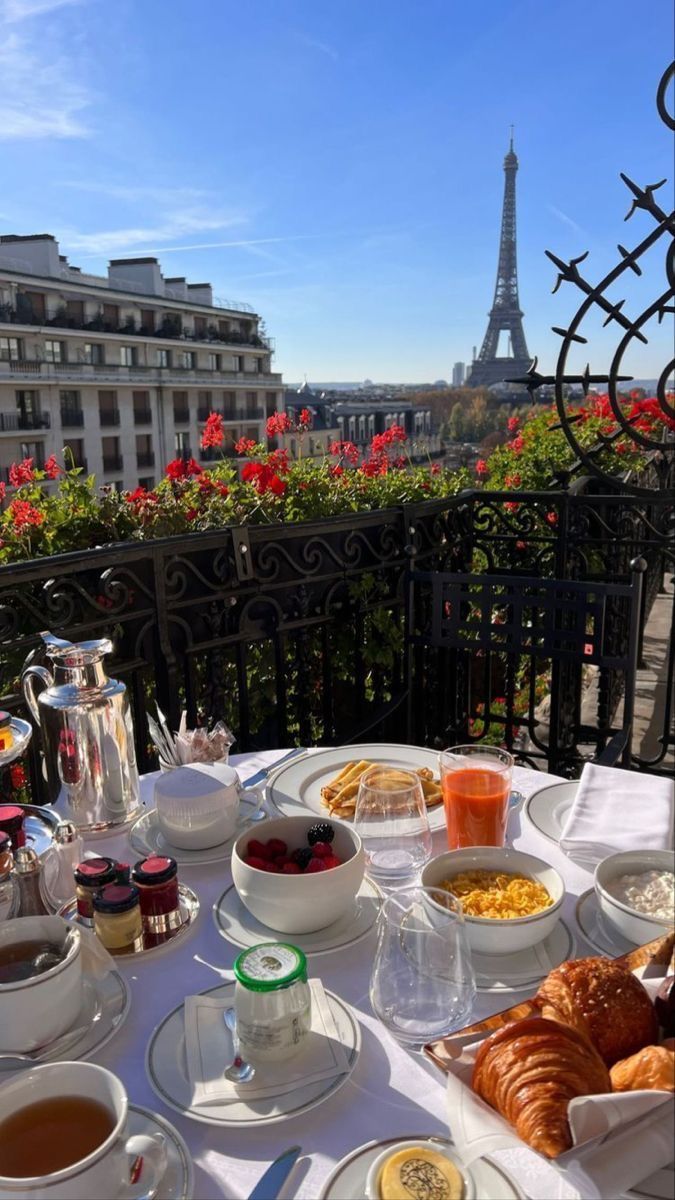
430,939 -> 675,1161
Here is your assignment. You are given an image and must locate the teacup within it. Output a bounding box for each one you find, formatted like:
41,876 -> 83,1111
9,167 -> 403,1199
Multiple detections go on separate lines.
0,1062 -> 167,1200
0,915 -> 82,1053
154,762 -> 263,850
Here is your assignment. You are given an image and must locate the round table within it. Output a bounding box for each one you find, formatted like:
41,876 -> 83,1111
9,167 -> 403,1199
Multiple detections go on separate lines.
87,752 -> 611,1200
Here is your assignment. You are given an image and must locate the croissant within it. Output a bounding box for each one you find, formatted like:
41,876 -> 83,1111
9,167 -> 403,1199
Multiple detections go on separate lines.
472,1016 -> 611,1158
610,1039 -> 675,1093
535,956 -> 658,1067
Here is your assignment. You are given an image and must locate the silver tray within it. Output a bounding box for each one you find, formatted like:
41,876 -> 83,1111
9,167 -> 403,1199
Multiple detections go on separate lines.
13,803 -> 61,858
58,882 -> 200,959
0,718 -> 32,767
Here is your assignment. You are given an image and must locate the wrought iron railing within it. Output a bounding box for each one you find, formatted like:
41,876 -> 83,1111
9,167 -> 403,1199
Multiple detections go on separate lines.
0,486 -> 671,805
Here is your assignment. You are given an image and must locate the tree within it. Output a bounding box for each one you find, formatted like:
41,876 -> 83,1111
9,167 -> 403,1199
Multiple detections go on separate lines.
447,403 -> 465,442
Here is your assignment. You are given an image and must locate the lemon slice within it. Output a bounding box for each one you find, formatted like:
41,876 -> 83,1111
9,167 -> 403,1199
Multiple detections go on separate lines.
378,1145 -> 464,1200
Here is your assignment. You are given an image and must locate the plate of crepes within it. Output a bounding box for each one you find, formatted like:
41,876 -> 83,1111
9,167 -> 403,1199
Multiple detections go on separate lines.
424,933 -> 675,1193
266,743 -> 446,827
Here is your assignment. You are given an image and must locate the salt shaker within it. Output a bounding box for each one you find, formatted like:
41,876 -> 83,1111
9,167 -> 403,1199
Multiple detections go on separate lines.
41,821 -> 84,910
15,846 -> 51,916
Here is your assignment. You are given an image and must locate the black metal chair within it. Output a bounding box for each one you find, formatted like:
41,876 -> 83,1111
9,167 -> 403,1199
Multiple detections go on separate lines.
406,559 -> 647,775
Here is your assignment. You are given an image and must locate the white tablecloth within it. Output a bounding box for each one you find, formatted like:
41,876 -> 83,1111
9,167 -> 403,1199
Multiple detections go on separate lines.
87,753 -> 636,1200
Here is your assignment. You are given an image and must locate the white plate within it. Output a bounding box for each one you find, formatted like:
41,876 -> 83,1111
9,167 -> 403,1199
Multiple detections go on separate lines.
125,1105 -> 193,1200
522,780 -> 578,844
472,919 -> 574,993
266,743 -> 445,828
129,805 -> 258,866
626,1163 -> 675,1200
4,965 -> 130,1070
146,982 -> 360,1127
59,882 -> 200,959
318,1135 -> 525,1200
575,888 -> 637,957
213,878 -> 381,956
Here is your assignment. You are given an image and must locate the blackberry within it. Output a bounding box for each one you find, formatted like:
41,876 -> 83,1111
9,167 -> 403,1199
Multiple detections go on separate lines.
307,821 -> 335,846
292,846 -> 314,870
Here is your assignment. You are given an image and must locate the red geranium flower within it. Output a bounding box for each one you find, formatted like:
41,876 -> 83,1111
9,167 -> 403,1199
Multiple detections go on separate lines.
8,458 -> 34,487
0,482 -> 5,502
10,763 -> 26,790
507,416 -> 520,433
475,459 -> 488,477
201,412 -> 225,449
545,511 -> 558,526
297,407 -> 313,430
510,435 -> 524,454
268,448 -> 290,475
234,437 -> 256,455
266,412 -> 293,437
8,499 -> 44,530
329,440 -> 359,465
165,457 -> 202,481
430,462 -> 441,475
43,455 -> 61,480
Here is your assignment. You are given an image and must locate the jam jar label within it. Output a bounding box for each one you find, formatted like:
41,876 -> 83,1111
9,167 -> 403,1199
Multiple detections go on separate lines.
238,944 -> 302,986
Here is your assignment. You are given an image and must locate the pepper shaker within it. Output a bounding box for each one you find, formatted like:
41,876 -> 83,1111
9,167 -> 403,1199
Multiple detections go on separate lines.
41,821 -> 84,910
15,846 -> 51,916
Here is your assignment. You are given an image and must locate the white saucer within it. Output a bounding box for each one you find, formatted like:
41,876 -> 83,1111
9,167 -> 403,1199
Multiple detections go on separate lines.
129,806 -> 257,866
146,981 -> 360,1127
472,919 -> 575,993
318,1136 -> 525,1200
523,780 -> 578,843
125,1105 -> 193,1200
575,887 -> 637,957
213,878 -> 381,956
626,1163 -> 675,1200
5,966 -> 130,1070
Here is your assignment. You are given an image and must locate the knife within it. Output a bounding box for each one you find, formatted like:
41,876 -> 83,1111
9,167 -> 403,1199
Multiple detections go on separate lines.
241,747 -> 306,790
247,1146 -> 301,1200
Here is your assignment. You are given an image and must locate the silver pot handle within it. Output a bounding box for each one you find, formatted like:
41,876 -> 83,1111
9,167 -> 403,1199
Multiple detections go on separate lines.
21,664 -> 53,725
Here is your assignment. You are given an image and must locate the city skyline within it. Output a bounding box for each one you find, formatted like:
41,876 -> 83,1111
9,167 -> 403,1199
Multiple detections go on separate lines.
0,0 -> 672,383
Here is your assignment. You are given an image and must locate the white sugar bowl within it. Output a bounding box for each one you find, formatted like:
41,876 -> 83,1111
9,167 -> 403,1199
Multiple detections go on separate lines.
154,764 -> 263,850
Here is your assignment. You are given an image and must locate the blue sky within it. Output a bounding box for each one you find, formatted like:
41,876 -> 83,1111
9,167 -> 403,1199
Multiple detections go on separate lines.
1,0 -> 673,383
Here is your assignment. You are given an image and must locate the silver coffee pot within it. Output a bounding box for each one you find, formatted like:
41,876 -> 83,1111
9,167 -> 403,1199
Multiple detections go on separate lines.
21,632 -> 140,831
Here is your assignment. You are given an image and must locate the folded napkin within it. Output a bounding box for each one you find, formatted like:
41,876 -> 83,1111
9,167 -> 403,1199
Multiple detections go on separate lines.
184,980 -> 351,1107
560,763 -> 674,868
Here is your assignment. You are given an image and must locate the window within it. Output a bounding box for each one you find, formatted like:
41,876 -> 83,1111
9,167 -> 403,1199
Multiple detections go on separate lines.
245,391 -> 258,416
120,346 -> 136,366
368,415 -> 375,437
136,434 -> 153,468
98,391 -> 119,426
156,348 -> 170,368
257,358 -> 264,373
63,439 -> 85,469
174,430 -> 190,455
20,440 -> 45,468
102,304 -> 119,328
208,353 -> 220,371
83,343 -> 103,365
194,316 -> 207,338
110,480 -> 124,493
65,299 -> 84,324
133,391 -> 152,424
218,320 -> 229,338
101,436 -> 121,471
173,392 -> 189,423
16,391 -> 41,425
138,476 -> 154,490
265,391 -> 277,416
140,309 -> 155,334
179,351 -> 195,369
234,355 -> 244,372
358,416 -> 366,442
246,426 -> 258,442
44,340 -> 64,364
223,390 -> 236,418
60,390 -> 82,426
0,337 -> 22,361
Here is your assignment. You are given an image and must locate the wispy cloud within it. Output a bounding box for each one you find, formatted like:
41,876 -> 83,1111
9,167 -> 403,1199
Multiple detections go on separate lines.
58,210 -> 249,257
0,0 -> 93,140
294,32 -> 339,61
58,181 -> 211,205
548,204 -> 584,237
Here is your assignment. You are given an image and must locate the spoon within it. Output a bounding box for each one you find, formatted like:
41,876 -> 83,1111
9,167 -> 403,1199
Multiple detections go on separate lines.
223,1007 -> 255,1084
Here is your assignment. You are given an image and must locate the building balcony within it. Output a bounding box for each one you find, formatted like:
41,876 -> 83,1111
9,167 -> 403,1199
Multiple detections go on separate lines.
1,305 -> 274,351
0,411 -> 50,433
243,408 -> 264,421
99,410 -> 120,427
136,451 -> 155,468
60,409 -> 84,428
102,455 -> 123,473
133,408 -> 153,426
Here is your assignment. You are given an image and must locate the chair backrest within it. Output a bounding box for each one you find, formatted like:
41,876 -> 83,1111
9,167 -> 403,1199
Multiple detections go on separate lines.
406,561 -> 646,774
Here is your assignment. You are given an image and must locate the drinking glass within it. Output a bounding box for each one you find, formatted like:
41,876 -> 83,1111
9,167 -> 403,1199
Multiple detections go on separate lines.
354,765 -> 432,888
440,744 -> 514,849
369,885 -> 476,1049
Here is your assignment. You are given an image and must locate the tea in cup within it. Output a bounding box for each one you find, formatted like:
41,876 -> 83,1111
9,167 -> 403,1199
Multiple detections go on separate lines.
0,915 -> 82,1053
154,762 -> 263,850
0,1061 -> 167,1200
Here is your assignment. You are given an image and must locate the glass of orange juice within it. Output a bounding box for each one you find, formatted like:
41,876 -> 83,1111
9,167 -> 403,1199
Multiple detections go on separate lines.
440,745 -> 514,849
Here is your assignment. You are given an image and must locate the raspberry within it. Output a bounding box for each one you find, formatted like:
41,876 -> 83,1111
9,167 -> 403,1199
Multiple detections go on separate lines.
305,857 -> 327,873
266,838 -> 288,858
323,855 -> 343,869
274,856 -> 292,867
311,842 -> 333,859
307,822 -> 334,846
243,855 -> 267,870
262,860 -> 282,873
282,862 -> 301,874
248,839 -> 273,861
292,847 -> 313,870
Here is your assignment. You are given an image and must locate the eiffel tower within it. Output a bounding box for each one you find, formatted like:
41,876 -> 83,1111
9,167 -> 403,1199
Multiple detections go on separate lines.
467,132 -> 531,388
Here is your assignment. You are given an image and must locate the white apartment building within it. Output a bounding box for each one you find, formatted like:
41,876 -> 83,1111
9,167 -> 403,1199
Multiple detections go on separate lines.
0,234 -> 284,492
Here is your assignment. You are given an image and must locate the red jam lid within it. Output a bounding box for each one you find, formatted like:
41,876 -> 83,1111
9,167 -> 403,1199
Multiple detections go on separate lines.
132,855 -> 177,885
0,806 -> 24,823
93,883 -> 140,913
74,856 -> 118,886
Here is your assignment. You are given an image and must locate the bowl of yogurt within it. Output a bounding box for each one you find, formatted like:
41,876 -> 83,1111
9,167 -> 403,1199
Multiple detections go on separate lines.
594,849 -> 675,944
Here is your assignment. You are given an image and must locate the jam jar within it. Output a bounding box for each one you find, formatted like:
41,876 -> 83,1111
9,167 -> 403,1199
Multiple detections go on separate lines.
93,883 -> 143,954
73,856 -> 120,924
233,943 -> 311,1062
0,806 -> 25,853
131,856 -> 180,932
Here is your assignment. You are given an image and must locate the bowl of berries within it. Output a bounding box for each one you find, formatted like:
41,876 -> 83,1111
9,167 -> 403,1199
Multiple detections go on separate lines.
231,816 -> 365,934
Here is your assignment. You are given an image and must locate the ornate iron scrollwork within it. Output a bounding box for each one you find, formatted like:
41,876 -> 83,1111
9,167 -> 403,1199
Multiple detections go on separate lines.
510,62 -> 675,497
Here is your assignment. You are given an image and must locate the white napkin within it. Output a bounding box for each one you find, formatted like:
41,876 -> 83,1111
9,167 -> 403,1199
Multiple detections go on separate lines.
560,763 -> 674,868
184,980 -> 351,1107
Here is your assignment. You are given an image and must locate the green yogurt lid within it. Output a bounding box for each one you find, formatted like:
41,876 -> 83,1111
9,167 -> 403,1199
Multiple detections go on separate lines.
233,943 -> 307,991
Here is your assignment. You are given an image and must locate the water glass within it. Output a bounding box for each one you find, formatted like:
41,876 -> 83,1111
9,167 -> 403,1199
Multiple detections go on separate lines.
353,765 -> 432,888
369,886 -> 476,1049
440,744 -> 513,849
